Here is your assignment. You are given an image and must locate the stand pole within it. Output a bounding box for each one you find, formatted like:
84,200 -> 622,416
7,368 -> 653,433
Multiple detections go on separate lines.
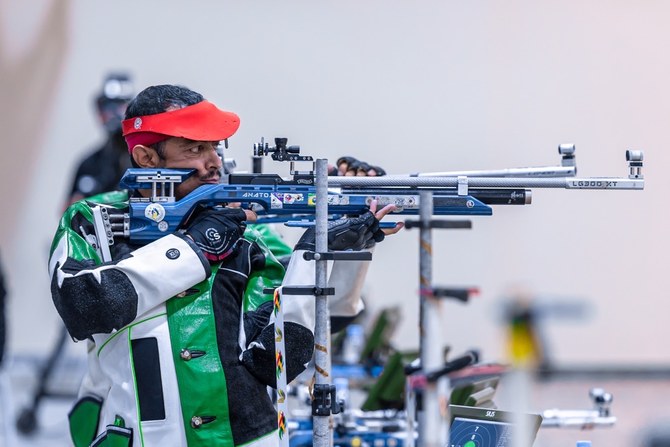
313,159 -> 332,447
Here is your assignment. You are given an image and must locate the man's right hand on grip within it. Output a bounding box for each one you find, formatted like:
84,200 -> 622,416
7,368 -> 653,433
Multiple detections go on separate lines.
185,208 -> 247,262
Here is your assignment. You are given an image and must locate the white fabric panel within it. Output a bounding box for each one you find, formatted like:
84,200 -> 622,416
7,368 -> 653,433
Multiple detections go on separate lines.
48,236 -> 73,278
279,250 -> 318,330
53,234 -> 207,320
49,202 -> 208,319
110,234 -> 208,319
77,339 -> 111,401
326,249 -> 372,317
244,429 -> 278,447
92,311 -> 188,446
280,248 -> 371,329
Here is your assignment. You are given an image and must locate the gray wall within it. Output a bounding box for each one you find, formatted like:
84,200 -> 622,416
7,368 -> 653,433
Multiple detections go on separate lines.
2,0 -> 668,367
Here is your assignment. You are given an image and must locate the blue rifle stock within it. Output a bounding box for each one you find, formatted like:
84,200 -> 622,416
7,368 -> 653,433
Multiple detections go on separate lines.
114,140 -> 642,245
116,169 -> 530,245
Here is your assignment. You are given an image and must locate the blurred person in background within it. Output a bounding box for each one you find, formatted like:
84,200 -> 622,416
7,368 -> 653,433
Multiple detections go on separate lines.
67,72 -> 134,205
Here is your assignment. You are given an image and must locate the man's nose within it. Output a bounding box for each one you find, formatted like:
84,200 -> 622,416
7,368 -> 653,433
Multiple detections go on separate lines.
206,145 -> 222,169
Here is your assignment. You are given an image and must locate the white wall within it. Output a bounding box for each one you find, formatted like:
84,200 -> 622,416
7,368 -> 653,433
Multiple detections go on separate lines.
1,0 -> 668,368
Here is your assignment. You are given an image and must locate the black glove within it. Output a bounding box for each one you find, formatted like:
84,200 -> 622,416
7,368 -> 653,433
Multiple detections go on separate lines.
185,208 -> 247,262
368,164 -> 386,176
295,211 -> 385,252
334,156 -> 386,176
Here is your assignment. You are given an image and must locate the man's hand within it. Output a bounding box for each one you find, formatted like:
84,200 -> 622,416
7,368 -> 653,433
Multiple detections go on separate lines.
329,156 -> 387,177
185,208 -> 254,262
295,200 -> 403,252
369,199 -> 404,236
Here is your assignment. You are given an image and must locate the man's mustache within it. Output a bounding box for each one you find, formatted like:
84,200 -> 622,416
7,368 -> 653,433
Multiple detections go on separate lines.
199,169 -> 222,181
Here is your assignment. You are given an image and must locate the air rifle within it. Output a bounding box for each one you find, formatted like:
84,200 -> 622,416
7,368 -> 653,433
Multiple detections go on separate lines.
109,138 -> 643,246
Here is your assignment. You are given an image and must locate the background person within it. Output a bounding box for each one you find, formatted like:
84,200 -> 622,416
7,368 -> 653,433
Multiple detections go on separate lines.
67,72 -> 135,205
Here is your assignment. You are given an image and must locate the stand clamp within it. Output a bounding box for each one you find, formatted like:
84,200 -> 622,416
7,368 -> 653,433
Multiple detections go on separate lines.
404,219 -> 472,230
302,251 -> 373,261
312,383 -> 343,416
425,287 -> 480,303
263,287 -> 335,296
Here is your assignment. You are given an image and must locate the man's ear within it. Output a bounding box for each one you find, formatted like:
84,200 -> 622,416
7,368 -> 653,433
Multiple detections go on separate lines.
131,145 -> 160,167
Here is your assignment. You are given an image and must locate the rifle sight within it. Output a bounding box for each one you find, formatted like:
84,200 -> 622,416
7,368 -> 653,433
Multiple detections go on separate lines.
254,137 -> 311,163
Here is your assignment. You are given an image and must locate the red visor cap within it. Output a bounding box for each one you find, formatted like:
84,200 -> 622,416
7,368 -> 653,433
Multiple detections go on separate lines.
121,100 -> 240,142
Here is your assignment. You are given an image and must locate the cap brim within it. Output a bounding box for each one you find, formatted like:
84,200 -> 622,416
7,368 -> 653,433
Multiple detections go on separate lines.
122,101 -> 240,141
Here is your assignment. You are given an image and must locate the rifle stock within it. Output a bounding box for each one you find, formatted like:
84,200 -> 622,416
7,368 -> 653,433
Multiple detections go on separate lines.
115,169 -> 531,244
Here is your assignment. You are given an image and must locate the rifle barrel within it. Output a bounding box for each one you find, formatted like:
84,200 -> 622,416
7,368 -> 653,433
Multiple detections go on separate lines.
330,176 -> 643,190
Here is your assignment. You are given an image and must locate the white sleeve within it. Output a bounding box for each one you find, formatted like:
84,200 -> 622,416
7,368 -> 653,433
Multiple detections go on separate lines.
279,248 -> 371,329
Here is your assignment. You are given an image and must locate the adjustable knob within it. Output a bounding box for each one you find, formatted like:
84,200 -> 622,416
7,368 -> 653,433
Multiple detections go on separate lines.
589,387 -> 613,417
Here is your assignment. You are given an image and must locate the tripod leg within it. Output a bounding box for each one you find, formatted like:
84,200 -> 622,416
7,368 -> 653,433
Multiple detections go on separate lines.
16,325 -> 69,435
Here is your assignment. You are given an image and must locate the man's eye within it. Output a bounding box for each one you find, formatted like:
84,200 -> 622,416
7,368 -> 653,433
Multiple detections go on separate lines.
190,146 -> 202,154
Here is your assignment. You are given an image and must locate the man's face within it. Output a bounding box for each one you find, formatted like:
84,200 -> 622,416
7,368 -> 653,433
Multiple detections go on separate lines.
155,137 -> 222,199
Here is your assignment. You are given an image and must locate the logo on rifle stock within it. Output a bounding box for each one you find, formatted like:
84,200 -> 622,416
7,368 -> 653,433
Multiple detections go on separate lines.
145,203 -> 166,222
277,193 -> 303,204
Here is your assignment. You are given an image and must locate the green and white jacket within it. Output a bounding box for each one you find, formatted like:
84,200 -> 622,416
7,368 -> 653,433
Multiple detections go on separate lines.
48,191 -> 368,447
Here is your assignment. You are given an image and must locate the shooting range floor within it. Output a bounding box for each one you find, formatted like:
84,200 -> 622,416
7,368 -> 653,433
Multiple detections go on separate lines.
1,354 -> 669,447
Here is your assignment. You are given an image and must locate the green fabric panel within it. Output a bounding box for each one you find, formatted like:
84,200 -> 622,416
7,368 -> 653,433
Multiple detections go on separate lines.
50,201 -> 99,261
85,190 -> 129,208
68,397 -> 102,447
246,224 -> 293,258
360,352 -> 406,411
242,226 -> 287,312
166,266 -> 234,447
49,191 -> 129,260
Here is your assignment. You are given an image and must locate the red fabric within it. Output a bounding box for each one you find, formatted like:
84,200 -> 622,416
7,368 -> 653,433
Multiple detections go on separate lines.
122,101 -> 240,153
124,132 -> 169,151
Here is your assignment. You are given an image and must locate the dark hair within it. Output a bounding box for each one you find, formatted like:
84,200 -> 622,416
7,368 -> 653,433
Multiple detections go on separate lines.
125,84 -> 204,167
124,84 -> 204,119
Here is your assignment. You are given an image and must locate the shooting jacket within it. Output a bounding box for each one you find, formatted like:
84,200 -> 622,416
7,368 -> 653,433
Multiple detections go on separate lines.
48,191 -> 368,447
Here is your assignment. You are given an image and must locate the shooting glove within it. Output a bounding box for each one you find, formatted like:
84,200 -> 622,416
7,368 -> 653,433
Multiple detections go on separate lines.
335,156 -> 386,176
295,211 -> 385,252
185,208 -> 247,262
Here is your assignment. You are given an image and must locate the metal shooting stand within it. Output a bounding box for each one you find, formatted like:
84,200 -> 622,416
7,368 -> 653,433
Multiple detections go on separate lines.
270,159 -> 373,447
244,144 -> 641,446
406,193 -> 473,447
326,146 -> 643,446
313,159 -> 359,446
